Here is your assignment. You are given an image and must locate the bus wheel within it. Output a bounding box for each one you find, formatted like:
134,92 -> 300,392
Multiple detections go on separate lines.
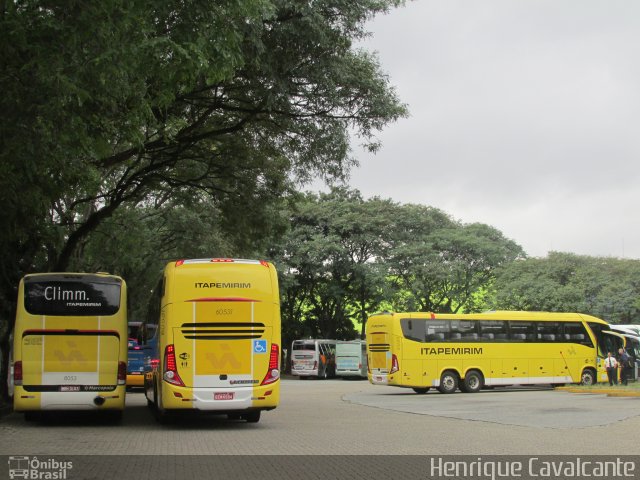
461,371 -> 483,393
243,411 -> 261,423
412,387 -> 430,394
438,371 -> 459,394
580,369 -> 596,386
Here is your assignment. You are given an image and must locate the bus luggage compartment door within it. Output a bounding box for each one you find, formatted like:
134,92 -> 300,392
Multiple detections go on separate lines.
173,300 -> 268,389
21,331 -> 120,387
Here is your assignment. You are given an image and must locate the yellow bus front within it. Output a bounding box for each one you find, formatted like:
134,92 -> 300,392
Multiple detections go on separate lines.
155,259 -> 280,420
13,273 -> 127,413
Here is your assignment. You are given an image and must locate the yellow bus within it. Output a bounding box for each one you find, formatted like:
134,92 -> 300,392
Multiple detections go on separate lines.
144,258 -> 281,423
366,311 -> 624,394
13,273 -> 127,419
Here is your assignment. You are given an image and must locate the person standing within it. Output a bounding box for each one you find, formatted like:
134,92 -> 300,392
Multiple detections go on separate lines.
605,352 -> 618,386
618,348 -> 631,386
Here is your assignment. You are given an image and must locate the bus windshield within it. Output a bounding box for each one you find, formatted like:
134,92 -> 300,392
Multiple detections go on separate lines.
23,274 -> 121,316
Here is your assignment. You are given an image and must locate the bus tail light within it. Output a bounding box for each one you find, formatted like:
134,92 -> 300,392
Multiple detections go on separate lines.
117,361 -> 127,385
390,354 -> 399,374
163,344 -> 185,387
261,343 -> 280,386
14,361 -> 22,386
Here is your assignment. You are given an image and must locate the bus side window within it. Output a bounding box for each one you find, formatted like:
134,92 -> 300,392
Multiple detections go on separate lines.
569,322 -> 595,348
509,321 -> 535,341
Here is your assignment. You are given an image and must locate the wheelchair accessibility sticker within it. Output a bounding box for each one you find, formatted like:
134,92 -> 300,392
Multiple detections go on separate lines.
253,339 -> 267,354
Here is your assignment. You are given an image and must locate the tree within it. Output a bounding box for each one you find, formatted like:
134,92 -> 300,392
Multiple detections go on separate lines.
0,0 -> 407,302
492,252 -> 640,323
270,188 -> 398,347
0,0 -> 408,400
68,191 -> 284,322
386,209 -> 525,313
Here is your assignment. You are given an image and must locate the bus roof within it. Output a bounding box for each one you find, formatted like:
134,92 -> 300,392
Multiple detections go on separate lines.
369,311 -> 608,324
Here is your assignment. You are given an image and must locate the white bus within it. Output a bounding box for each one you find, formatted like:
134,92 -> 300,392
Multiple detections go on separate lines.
611,324 -> 640,336
291,339 -> 336,379
335,340 -> 367,379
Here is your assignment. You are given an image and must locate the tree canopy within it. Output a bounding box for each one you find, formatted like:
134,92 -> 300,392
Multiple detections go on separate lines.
271,188 -> 526,349
492,252 -> 640,324
0,0 -> 408,404
0,0 -> 407,318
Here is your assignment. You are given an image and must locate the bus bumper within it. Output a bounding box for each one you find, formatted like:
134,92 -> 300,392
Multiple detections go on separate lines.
13,387 -> 126,411
161,382 -> 279,411
292,369 -> 317,377
369,374 -> 389,385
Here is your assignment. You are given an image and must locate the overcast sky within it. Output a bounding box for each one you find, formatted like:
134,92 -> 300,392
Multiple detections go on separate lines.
339,1 -> 640,259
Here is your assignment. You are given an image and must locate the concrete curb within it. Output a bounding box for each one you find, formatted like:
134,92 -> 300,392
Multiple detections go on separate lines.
555,386 -> 640,397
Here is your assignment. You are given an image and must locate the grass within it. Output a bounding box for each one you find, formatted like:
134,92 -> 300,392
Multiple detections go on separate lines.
556,381 -> 640,396
578,381 -> 640,390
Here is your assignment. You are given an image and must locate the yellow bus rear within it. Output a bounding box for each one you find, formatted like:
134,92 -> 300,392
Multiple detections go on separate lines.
145,258 -> 281,422
366,311 -> 622,394
13,273 -> 127,418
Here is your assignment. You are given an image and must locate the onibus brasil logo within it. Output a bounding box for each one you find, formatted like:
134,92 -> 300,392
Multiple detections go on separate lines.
8,456 -> 73,479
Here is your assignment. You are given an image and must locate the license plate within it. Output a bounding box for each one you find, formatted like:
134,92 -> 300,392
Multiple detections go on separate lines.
60,386 -> 81,392
214,392 -> 234,400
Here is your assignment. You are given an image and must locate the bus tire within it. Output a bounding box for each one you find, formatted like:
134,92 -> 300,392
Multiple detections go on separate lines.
412,387 -> 430,394
243,411 -> 261,423
152,383 -> 169,424
580,368 -> 596,386
147,383 -> 158,410
437,371 -> 459,394
461,370 -> 483,393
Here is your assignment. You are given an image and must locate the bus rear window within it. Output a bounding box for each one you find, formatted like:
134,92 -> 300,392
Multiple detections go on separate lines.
292,342 -> 315,351
24,277 -> 121,316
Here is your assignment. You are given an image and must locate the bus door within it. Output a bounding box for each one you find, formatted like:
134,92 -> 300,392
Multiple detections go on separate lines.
170,298 -> 267,390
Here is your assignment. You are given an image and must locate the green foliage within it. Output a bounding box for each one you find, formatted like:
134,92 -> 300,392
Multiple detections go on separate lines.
0,0 -> 408,404
0,0 -> 408,315
271,188 -> 526,349
492,252 -> 640,323
270,188 -> 397,345
385,209 -> 525,313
